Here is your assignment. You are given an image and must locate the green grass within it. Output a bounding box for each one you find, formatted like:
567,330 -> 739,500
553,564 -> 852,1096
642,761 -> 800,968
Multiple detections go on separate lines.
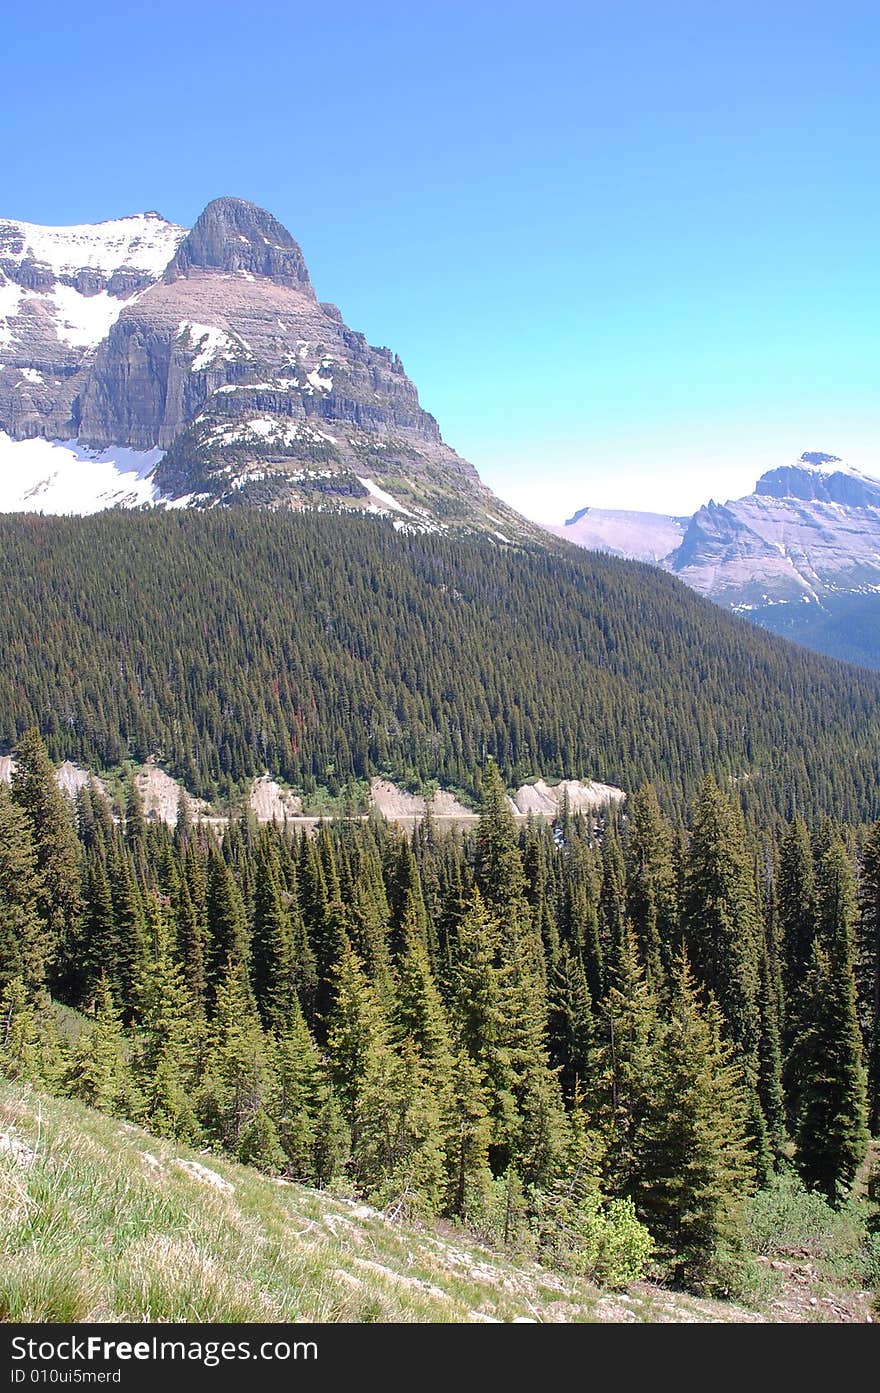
1,1083 -> 875,1323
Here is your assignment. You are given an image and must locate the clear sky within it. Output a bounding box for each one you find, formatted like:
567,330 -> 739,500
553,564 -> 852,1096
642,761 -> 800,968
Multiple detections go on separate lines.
4,0 -> 878,521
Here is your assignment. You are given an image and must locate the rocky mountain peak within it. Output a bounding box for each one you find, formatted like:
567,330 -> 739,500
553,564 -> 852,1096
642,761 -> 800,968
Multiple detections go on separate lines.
164,196 -> 313,291
755,452 -> 880,508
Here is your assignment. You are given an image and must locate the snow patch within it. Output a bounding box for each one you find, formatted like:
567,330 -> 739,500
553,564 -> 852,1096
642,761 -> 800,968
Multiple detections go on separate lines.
0,213 -> 185,278
51,284 -> 127,348
305,367 -> 332,392
0,432 -> 163,514
178,321 -> 249,371
356,476 -> 418,517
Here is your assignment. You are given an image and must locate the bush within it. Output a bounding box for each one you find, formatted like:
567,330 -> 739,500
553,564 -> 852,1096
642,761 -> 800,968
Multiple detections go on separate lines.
745,1171 -> 850,1258
529,1183 -> 654,1289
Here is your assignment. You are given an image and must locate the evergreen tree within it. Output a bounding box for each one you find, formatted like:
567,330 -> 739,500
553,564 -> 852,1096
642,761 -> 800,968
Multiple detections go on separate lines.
444,1047 -> 494,1219
196,959 -> 278,1159
105,836 -> 149,1021
0,787 -> 49,990
474,761 -> 528,918
756,932 -> 787,1167
858,819 -> 880,1134
0,977 -> 64,1085
205,847 -> 251,1003
682,776 -> 765,1171
250,835 -> 296,1030
274,1002 -> 349,1184
65,977 -> 130,1114
592,928 -> 660,1198
599,826 -> 628,986
11,727 -> 81,992
547,940 -> 594,1102
634,954 -> 754,1289
790,835 -> 870,1202
327,942 -> 444,1210
625,783 -> 676,987
135,896 -> 198,1138
778,815 -> 817,1042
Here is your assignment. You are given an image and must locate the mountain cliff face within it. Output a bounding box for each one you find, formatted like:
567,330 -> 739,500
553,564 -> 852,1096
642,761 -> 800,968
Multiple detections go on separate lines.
0,198 -> 528,534
552,454 -> 880,669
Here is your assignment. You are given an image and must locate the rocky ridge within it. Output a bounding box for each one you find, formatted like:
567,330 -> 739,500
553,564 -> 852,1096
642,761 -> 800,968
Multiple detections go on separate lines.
551,453 -> 880,669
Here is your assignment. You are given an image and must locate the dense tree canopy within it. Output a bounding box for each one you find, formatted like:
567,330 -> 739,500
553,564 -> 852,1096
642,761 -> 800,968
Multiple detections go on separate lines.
1,511 -> 880,822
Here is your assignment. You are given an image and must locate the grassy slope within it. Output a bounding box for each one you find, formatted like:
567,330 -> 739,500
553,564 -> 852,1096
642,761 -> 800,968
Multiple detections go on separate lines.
1,1083 -> 874,1324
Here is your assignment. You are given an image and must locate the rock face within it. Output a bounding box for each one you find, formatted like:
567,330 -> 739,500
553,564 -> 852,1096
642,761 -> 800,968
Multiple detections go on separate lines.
0,212 -> 185,442
0,197 -> 532,536
553,453 -> 880,669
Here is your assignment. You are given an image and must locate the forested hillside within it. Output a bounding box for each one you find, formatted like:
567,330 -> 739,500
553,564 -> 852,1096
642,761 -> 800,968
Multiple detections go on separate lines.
2,510 -> 880,823
2,735 -> 878,1297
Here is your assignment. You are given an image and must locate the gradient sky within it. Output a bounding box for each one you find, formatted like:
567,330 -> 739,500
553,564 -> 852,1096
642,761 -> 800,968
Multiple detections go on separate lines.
4,0 -> 878,520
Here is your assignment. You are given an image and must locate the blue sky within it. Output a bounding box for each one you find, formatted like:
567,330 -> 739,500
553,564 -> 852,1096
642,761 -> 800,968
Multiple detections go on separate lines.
5,0 -> 878,519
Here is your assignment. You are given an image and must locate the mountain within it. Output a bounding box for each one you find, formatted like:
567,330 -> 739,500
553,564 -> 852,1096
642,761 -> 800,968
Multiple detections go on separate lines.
551,453 -> 880,669
0,198 -> 529,535
548,506 -> 688,562
2,507 -> 880,824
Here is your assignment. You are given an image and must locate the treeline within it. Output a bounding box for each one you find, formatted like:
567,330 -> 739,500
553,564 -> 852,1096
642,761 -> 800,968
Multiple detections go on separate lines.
2,510 -> 880,822
2,731 -> 877,1291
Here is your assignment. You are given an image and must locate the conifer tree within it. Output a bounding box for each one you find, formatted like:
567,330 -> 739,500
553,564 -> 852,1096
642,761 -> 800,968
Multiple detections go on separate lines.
547,940 -> 594,1101
756,933 -> 787,1167
789,835 -> 870,1202
778,815 -> 817,1039
135,897 -> 198,1138
682,776 -> 765,1171
592,927 -> 660,1198
105,837 -> 149,1022
0,787 -> 49,990
444,1047 -> 494,1219
625,783 -> 676,987
65,977 -> 130,1114
250,835 -> 296,1030
858,819 -> 880,1134
452,890 -> 517,1166
274,1001 -> 348,1184
173,873 -> 207,1016
474,760 -> 528,917
11,727 -> 82,991
197,959 -> 278,1159
327,942 -> 443,1208
634,954 -> 753,1289
599,827 -> 628,986
0,977 -> 64,1085
205,847 -> 251,1003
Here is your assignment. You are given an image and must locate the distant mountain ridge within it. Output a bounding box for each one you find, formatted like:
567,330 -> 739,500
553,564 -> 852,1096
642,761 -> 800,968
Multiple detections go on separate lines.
0,198 -> 532,536
550,452 -> 880,669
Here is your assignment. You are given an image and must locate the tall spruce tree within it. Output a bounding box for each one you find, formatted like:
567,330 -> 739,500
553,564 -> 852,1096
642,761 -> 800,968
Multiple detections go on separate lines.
682,775 -> 765,1171
634,954 -> 754,1289
789,835 -> 869,1202
858,820 -> 880,1134
625,783 -> 676,987
10,728 -> 82,993
0,787 -> 49,990
778,816 -> 817,1044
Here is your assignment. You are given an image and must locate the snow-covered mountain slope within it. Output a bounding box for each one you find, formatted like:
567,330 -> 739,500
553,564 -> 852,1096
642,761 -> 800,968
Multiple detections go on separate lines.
0,432 -> 163,513
0,198 -> 535,538
0,212 -> 186,450
552,453 -> 880,669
